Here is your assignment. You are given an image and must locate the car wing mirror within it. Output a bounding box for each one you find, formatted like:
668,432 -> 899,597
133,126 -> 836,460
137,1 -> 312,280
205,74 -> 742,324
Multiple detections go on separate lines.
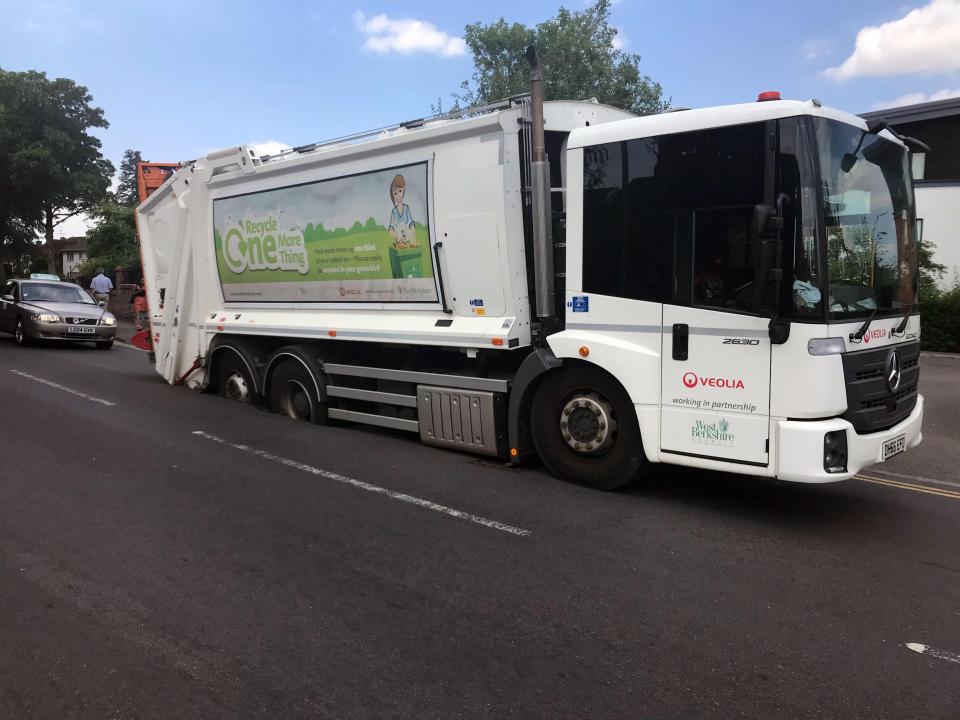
1,294 -> 13,302
98,299 -> 106,307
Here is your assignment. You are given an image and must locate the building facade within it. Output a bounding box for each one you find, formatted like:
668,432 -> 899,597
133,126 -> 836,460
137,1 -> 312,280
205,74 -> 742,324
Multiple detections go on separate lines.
51,236 -> 88,279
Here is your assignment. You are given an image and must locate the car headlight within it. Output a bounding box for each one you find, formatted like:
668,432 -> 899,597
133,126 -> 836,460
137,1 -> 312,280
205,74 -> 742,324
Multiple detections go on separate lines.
31,313 -> 60,323
100,316 -> 116,326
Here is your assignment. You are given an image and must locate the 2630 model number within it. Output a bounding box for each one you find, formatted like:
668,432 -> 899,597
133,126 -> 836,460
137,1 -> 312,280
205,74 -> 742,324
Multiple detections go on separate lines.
722,338 -> 760,346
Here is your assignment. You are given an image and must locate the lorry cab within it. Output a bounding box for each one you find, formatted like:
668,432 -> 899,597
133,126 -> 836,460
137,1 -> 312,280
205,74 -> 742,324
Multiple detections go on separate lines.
557,97 -> 922,482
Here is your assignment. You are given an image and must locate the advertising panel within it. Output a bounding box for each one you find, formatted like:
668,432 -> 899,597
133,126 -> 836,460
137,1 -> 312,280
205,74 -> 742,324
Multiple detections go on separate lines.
213,162 -> 437,303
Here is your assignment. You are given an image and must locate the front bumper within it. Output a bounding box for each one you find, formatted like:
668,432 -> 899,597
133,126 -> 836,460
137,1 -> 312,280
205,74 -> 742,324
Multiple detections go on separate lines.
776,395 -> 924,483
30,322 -> 117,342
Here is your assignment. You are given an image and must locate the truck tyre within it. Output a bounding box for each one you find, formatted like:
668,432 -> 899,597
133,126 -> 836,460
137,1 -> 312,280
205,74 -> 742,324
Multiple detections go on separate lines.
531,366 -> 646,490
217,353 -> 255,404
269,359 -> 326,424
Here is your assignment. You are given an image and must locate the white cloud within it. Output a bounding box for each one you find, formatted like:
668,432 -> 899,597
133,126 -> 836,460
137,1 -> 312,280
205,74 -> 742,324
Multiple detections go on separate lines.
352,11 -> 466,56
800,39 -> 832,62
612,27 -> 628,51
870,87 -> 960,109
825,0 -> 960,80
250,140 -> 292,157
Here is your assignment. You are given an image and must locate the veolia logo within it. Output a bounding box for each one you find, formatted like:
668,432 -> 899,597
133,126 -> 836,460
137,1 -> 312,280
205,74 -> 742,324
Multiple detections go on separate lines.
222,217 -> 309,275
682,372 -> 746,390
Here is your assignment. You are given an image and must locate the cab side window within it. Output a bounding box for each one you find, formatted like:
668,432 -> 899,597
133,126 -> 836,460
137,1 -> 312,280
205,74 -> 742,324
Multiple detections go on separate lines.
582,122 -> 768,313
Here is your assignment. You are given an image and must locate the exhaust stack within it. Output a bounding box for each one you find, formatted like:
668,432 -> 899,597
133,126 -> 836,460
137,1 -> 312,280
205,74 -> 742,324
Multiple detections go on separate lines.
525,45 -> 555,320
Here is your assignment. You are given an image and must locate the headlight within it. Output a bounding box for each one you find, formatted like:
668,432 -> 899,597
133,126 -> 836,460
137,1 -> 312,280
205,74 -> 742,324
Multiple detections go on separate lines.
100,316 -> 116,326
31,313 -> 60,323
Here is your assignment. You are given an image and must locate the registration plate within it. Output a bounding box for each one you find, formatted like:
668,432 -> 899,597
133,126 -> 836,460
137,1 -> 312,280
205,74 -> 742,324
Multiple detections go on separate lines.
67,325 -> 95,335
882,434 -> 906,460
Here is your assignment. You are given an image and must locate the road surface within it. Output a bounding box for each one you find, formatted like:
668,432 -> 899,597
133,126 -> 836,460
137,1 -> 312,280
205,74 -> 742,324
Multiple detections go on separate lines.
1,337 -> 958,719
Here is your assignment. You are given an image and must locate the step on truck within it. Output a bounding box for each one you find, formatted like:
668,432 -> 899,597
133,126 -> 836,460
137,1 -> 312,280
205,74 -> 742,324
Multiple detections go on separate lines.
137,48 -> 924,490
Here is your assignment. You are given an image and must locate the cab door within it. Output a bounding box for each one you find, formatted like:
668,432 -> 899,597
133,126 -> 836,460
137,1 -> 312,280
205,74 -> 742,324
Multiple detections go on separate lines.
655,121 -> 776,466
660,305 -> 771,466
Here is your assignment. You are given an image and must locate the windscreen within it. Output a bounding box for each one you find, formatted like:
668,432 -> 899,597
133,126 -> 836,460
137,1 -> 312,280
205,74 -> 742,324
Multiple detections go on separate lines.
816,119 -> 918,318
21,283 -> 95,304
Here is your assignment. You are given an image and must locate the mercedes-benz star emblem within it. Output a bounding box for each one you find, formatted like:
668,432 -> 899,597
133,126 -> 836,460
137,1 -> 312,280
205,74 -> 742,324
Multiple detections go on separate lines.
886,351 -> 902,393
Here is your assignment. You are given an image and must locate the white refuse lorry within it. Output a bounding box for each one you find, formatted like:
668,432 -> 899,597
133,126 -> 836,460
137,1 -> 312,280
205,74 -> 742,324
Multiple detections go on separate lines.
138,50 -> 924,489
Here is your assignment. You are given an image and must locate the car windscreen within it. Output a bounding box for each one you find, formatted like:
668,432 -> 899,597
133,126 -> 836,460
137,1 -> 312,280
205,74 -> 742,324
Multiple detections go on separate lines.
20,283 -> 96,304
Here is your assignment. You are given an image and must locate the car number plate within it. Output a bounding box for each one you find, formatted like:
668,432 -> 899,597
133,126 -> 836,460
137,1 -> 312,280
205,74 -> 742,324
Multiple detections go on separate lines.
68,325 -> 95,335
882,434 -> 906,460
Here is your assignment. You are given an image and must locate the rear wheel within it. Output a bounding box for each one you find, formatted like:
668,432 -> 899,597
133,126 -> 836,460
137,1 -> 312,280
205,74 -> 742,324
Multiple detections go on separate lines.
531,366 -> 646,490
216,353 -> 255,404
269,359 -> 326,424
14,317 -> 29,347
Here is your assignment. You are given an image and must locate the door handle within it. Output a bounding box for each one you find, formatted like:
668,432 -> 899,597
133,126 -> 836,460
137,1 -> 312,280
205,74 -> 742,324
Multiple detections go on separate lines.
672,323 -> 689,361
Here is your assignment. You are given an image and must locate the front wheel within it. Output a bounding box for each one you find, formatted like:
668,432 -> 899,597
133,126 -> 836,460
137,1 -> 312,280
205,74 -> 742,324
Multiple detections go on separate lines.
216,353 -> 255,404
95,340 -> 114,350
531,366 -> 647,490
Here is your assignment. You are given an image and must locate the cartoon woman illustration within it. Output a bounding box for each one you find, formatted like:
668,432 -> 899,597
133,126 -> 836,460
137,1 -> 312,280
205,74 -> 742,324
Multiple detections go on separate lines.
388,174 -> 418,249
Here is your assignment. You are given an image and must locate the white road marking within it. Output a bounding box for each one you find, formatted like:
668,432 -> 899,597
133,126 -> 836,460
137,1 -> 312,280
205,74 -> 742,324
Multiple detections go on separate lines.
868,468 -> 960,490
906,643 -> 960,664
922,352 -> 960,360
9,369 -> 116,406
192,430 -> 532,537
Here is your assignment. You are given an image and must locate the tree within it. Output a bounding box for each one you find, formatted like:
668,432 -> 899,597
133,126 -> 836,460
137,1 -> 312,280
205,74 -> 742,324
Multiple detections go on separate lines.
0,68 -> 113,271
918,237 -> 947,304
452,0 -> 668,116
78,202 -> 139,280
116,149 -> 144,207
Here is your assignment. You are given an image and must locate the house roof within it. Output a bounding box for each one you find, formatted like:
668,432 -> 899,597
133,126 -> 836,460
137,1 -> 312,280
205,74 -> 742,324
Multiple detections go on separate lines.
860,96 -> 960,124
50,236 -> 88,253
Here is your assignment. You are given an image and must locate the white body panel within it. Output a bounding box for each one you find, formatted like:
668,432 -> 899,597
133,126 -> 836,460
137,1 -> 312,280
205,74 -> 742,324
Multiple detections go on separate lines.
138,101 -> 632,387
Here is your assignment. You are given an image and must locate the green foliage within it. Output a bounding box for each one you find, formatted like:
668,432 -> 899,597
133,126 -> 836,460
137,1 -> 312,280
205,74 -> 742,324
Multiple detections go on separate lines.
918,238 -> 947,305
0,68 -> 113,251
116,149 -> 143,207
921,286 -> 960,353
78,203 -> 139,277
453,0 -> 668,116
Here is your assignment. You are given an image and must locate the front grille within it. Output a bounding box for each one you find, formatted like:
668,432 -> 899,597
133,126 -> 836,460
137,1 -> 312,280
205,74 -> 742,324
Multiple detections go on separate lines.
842,341 -> 920,434
66,317 -> 99,325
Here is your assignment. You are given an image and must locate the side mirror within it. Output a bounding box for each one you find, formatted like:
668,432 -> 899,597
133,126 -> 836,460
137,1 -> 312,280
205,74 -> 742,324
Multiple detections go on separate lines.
1,294 -> 13,302
98,300 -> 106,307
753,204 -> 783,238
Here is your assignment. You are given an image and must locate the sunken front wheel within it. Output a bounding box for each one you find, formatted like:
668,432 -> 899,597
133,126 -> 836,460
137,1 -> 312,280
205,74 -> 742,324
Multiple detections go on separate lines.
531,366 -> 646,490
216,354 -> 255,404
269,359 -> 326,424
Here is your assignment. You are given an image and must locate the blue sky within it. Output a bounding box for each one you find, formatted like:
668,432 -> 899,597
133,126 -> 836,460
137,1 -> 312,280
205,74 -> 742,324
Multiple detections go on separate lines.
2,0 -> 959,231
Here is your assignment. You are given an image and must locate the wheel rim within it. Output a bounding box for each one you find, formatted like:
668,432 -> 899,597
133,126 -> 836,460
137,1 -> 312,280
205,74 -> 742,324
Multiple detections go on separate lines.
15,321 -> 23,344
281,380 -> 312,421
559,391 -> 619,455
223,371 -> 251,402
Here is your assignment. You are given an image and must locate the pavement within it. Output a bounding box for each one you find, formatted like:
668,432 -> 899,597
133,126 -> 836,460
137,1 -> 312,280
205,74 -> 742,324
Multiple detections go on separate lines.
0,338 -> 958,719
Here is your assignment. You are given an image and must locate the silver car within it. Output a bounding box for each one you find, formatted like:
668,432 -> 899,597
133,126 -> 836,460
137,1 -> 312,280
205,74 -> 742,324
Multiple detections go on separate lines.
0,279 -> 117,349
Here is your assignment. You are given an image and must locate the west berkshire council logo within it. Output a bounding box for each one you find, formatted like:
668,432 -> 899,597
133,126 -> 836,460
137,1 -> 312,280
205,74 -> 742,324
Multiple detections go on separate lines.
691,417 -> 735,446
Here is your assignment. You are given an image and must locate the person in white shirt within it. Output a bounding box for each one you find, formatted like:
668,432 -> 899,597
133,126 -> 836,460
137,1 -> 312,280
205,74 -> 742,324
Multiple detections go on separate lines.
89,269 -> 114,308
